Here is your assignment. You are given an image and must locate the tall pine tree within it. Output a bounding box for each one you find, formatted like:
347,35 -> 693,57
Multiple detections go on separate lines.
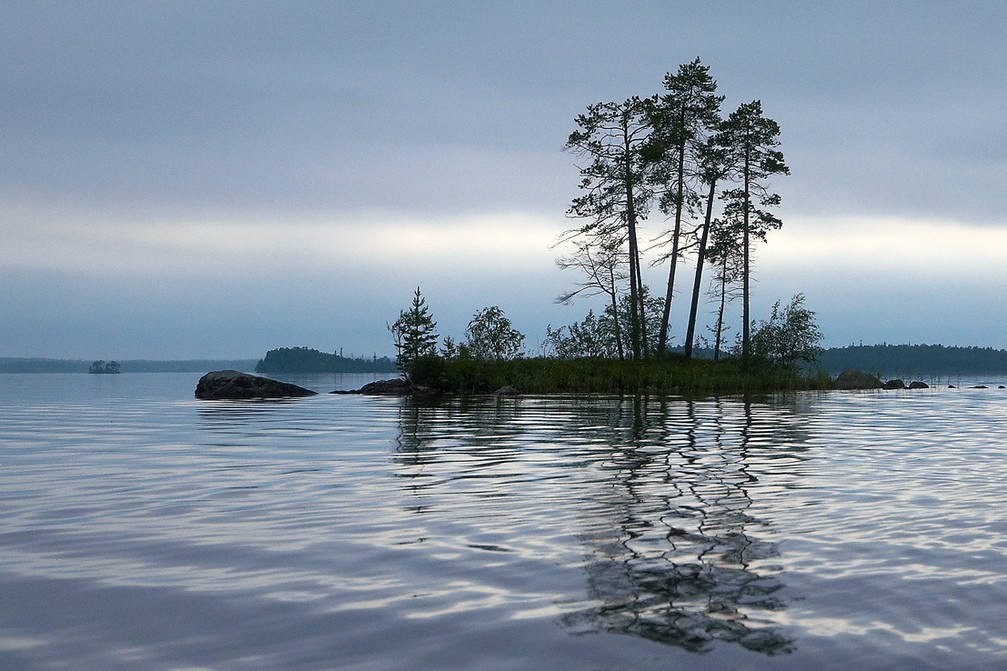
564,97 -> 656,360
649,59 -> 723,355
719,101 -> 789,368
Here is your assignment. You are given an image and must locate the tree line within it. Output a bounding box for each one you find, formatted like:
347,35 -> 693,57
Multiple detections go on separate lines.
389,285 -> 819,382
817,344 -> 1007,377
255,347 -> 397,374
0,358 -> 259,373
558,58 -> 789,368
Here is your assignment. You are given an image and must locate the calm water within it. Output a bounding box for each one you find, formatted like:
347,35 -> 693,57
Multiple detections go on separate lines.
2,372 -> 1007,670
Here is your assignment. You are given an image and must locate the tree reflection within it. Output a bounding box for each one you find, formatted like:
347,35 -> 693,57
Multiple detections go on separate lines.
564,396 -> 795,655
393,393 -> 805,656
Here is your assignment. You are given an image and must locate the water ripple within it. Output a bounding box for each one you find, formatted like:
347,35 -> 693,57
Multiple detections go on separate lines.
2,375 -> 1007,669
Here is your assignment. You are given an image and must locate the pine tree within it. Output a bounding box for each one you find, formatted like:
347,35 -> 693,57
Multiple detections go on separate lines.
719,100 -> 789,368
388,287 -> 438,374
563,97 -> 656,360
649,58 -> 724,355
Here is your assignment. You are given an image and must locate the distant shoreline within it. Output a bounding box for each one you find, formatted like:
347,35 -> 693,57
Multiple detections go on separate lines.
0,358 -> 260,374
9,342 -> 1007,377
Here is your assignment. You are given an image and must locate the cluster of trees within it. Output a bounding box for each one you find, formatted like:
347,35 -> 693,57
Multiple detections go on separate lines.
255,347 -> 396,374
558,58 -> 791,368
388,287 -> 526,372
387,59 -> 821,382
88,360 -> 121,374
387,284 -> 820,384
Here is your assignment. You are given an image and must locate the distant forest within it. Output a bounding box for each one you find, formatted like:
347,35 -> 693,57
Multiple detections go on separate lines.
8,344 -> 1007,378
0,358 -> 258,373
254,347 -> 397,374
816,344 -> 1007,376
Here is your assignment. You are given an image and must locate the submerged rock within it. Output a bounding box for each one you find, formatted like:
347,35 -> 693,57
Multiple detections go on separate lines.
834,369 -> 883,390
882,379 -> 907,390
494,385 -> 520,396
908,381 -> 929,389
195,370 -> 317,400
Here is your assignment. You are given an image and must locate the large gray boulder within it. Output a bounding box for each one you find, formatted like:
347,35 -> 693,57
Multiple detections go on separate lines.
834,368 -> 884,390
195,370 -> 317,400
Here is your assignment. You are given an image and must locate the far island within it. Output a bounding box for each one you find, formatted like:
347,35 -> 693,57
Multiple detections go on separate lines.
255,347 -> 397,375
88,360 -> 121,374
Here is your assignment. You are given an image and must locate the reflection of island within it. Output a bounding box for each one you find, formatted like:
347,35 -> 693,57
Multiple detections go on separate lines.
563,398 -> 795,655
393,394 -> 808,657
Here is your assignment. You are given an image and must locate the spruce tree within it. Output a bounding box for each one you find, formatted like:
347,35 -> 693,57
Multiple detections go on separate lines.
389,287 -> 438,374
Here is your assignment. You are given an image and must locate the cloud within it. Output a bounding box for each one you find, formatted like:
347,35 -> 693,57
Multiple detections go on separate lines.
4,2 -> 1007,357
0,198 -> 561,276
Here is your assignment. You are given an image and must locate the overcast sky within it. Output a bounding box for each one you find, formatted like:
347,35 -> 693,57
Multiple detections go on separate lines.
3,1 -> 1006,360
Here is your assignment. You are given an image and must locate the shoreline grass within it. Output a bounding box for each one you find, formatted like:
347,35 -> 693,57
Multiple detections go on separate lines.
406,355 -> 834,397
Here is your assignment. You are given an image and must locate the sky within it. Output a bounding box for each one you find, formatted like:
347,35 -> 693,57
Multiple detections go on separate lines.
2,1 -> 1006,360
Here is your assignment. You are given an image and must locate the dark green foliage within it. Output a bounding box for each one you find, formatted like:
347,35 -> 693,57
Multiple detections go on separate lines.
88,360 -> 121,374
404,354 -> 448,387
389,287 -> 439,374
748,294 -> 823,370
464,306 -> 525,360
545,310 -> 620,359
547,291 -> 663,359
255,347 -> 396,374
408,355 -> 832,396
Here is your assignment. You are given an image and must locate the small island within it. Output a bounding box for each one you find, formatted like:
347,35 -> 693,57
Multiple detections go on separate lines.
255,347 -> 397,375
88,360 -> 121,374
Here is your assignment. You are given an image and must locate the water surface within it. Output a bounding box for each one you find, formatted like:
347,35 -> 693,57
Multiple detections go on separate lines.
1,373 -> 1006,669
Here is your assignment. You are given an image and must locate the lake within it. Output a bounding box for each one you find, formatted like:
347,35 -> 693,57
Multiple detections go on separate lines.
1,372 -> 1006,670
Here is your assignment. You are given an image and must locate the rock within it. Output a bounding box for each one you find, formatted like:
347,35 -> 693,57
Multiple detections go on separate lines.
999,385 -> 1006,389
494,385 -> 520,396
358,378 -> 414,395
195,370 -> 317,400
834,369 -> 883,390
882,379 -> 906,390
908,381 -> 929,389
329,378 -> 436,396
972,385 -> 989,389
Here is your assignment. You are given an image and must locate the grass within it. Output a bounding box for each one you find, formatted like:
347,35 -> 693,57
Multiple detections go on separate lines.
406,354 -> 834,397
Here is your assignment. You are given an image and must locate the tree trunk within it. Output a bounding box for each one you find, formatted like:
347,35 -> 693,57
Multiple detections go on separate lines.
657,125 -> 688,355
624,136 -> 643,361
741,141 -> 752,370
684,178 -> 718,358
714,264 -> 727,361
608,271 -> 625,361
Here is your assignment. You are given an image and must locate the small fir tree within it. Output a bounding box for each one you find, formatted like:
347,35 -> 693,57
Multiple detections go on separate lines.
388,287 -> 439,375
